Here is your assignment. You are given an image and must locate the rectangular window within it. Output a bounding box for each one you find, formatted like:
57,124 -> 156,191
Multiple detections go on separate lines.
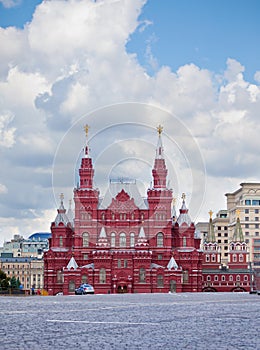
245,209 -> 249,214
224,233 -> 228,237
245,217 -> 249,221
118,260 -> 121,268
256,232 -> 259,236
124,259 -> 128,268
218,226 -> 221,230
245,239 -> 249,243
255,217 -> 259,221
252,200 -> 260,206
245,232 -> 250,236
245,224 -> 249,228
218,233 -> 221,237
83,254 -> 88,260
224,240 -> 228,244
217,239 -> 221,243
255,209 -> 259,214
255,224 -> 259,229
245,200 -> 251,205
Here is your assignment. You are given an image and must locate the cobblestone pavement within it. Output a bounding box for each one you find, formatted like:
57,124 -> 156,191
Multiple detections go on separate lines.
0,292 -> 259,350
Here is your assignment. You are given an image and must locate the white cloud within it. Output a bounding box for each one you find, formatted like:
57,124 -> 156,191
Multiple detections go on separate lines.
0,0 -> 259,245
0,184 -> 8,194
0,0 -> 21,9
0,112 -> 16,147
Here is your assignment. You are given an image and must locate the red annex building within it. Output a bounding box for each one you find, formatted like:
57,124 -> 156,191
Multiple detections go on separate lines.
44,126 -> 250,295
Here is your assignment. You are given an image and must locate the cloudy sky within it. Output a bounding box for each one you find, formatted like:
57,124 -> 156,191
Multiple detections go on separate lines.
0,0 -> 259,245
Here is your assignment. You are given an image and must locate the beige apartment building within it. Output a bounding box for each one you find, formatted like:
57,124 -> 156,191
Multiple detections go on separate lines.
196,183 -> 260,268
226,183 -> 260,268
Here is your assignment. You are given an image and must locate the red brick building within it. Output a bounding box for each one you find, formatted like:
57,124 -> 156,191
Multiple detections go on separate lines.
44,126 -> 250,295
44,126 -> 204,295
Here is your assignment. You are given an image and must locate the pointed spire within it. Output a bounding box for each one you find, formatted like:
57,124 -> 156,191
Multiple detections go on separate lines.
54,193 -> 70,226
79,125 -> 95,189
233,211 -> 244,242
206,210 -> 216,243
156,124 -> 164,159
152,125 -> 168,189
84,124 -> 90,158
177,193 -> 191,226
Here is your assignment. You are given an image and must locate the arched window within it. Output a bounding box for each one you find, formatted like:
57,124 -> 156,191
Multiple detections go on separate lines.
99,268 -> 106,284
207,275 -> 211,281
157,232 -> 163,247
139,268 -> 146,283
222,275 -> 226,281
57,270 -> 63,283
239,254 -> 244,262
229,275 -> 233,281
206,254 -> 210,262
214,275 -> 218,281
233,254 -> 237,262
183,237 -> 187,247
157,274 -> 164,287
111,232 -> 116,247
120,232 -> 126,247
81,275 -> 88,284
69,280 -> 75,292
236,275 -> 240,281
212,254 -> 216,262
244,275 -> 248,281
130,232 -> 135,247
82,232 -> 89,247
183,270 -> 189,283
59,236 -> 63,247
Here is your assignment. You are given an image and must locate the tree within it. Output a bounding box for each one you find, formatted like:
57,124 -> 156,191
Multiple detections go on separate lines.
0,269 -> 9,290
10,276 -> 17,289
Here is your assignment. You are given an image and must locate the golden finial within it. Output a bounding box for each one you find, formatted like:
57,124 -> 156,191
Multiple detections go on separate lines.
236,209 -> 240,219
84,124 -> 90,138
181,193 -> 186,201
60,193 -> 64,201
157,124 -> 163,135
209,210 -> 213,219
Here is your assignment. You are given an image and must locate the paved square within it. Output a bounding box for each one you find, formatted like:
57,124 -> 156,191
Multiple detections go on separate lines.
1,293 -> 259,349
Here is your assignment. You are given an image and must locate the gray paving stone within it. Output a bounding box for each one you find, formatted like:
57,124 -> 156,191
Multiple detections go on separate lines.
0,293 -> 259,349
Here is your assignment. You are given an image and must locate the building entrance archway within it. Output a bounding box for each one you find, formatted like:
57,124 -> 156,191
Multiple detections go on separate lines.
117,284 -> 128,293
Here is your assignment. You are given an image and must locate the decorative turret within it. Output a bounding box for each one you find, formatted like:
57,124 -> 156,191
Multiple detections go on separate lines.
176,193 -> 192,227
79,125 -> 95,189
232,210 -> 244,242
152,125 -> 168,189
54,193 -> 70,227
206,210 -> 216,243
228,210 -> 248,269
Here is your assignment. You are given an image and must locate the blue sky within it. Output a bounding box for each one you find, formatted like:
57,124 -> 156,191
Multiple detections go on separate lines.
1,0 -> 259,81
0,0 -> 259,243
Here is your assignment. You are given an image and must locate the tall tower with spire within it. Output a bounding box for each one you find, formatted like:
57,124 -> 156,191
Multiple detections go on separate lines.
73,125 -> 99,249
228,210 -> 248,269
147,125 -> 173,256
202,210 -> 221,268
